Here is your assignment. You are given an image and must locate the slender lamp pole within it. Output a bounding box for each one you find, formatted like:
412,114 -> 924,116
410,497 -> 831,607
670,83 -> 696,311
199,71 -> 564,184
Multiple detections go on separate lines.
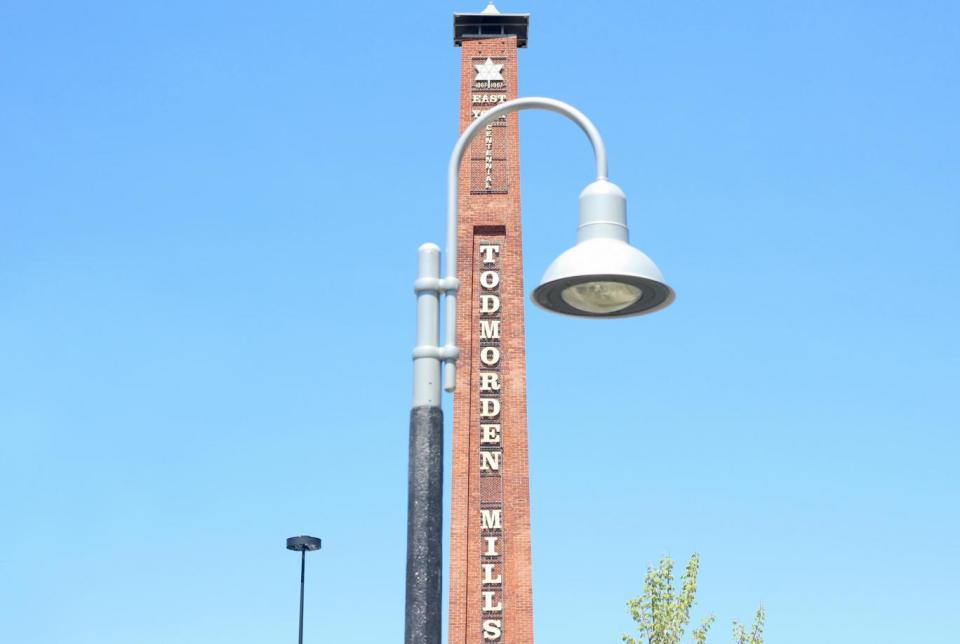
287,535 -> 322,644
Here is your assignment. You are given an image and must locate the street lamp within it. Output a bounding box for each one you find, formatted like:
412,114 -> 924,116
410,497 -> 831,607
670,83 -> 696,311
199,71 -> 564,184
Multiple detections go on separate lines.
404,96 -> 674,644
286,535 -> 321,644
531,178 -> 674,317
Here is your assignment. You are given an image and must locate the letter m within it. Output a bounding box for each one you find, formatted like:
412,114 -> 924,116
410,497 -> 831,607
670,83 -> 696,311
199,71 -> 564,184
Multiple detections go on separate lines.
480,320 -> 501,340
480,508 -> 502,530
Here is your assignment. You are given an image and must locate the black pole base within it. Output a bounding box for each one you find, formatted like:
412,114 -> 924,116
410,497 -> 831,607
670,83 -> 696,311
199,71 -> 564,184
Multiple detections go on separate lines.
404,405 -> 443,644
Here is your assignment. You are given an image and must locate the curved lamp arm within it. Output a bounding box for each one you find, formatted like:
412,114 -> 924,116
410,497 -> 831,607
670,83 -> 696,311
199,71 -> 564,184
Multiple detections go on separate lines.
438,97 -> 610,392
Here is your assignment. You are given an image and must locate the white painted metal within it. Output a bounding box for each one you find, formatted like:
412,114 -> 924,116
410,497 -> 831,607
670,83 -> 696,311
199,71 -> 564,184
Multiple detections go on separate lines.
576,179 -> 628,243
440,97 -> 609,392
412,243 -> 441,407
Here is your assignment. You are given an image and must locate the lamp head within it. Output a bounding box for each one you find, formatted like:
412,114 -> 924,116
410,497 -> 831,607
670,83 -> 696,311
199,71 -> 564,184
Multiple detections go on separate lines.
286,535 -> 322,552
531,180 -> 675,317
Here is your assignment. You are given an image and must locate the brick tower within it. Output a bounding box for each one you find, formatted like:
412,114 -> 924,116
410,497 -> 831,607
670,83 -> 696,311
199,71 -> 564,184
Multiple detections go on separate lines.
449,4 -> 533,643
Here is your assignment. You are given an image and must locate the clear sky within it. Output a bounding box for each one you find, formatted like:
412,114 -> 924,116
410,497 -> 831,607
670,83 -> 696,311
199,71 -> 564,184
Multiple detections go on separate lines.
2,1 -> 958,642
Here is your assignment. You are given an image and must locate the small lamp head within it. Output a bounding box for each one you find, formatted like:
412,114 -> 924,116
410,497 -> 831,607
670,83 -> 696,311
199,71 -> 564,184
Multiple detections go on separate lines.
286,535 -> 322,552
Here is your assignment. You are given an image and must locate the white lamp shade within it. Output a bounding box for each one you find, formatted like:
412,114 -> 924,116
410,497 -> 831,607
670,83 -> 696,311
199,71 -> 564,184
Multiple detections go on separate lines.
531,237 -> 675,317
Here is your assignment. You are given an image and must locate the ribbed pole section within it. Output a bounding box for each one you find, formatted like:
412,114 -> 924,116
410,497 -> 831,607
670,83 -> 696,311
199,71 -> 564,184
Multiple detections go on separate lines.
404,406 -> 444,644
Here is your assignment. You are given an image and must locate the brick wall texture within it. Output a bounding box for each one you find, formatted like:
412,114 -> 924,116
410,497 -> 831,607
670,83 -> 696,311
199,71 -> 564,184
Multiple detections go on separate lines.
448,36 -> 534,644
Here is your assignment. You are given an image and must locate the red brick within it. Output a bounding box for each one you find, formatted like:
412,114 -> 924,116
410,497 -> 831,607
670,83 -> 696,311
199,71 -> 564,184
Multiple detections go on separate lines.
449,36 -> 534,644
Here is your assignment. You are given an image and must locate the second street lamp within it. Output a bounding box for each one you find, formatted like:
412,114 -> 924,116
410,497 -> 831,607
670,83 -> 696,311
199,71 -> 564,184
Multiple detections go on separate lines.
286,535 -> 321,644
404,96 -> 674,644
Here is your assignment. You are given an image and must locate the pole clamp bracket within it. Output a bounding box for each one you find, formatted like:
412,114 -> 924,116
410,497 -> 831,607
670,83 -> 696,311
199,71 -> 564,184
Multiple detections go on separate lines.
412,344 -> 461,361
439,344 -> 460,362
414,276 -> 460,294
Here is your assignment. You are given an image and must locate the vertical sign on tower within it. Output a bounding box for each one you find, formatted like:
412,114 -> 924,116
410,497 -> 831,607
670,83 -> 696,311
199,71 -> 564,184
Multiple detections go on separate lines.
451,5 -> 533,644
470,56 -> 508,193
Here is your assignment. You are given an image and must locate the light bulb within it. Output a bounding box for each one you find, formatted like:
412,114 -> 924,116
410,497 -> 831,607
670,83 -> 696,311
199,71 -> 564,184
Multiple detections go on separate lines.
560,281 -> 642,314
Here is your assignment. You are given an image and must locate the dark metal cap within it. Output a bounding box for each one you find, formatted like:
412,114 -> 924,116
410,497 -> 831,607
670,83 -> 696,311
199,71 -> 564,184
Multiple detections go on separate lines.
286,535 -> 322,551
454,3 -> 529,48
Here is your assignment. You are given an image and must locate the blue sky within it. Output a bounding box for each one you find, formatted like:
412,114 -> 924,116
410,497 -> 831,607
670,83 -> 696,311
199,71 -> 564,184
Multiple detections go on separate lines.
1,1 -> 958,642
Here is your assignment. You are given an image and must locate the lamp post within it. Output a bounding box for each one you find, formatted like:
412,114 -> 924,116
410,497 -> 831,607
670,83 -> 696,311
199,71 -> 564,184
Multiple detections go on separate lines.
404,96 -> 674,644
286,535 -> 321,644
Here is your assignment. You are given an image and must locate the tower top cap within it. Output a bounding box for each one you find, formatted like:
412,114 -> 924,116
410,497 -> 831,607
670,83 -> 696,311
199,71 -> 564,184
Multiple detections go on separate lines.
454,3 -> 529,48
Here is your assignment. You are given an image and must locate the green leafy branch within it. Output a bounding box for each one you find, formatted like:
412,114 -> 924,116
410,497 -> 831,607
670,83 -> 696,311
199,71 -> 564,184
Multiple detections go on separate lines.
623,554 -> 764,644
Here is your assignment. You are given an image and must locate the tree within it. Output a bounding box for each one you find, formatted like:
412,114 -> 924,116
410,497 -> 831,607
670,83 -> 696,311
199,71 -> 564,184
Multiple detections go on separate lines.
623,554 -> 764,644
732,605 -> 765,644
623,553 -> 714,644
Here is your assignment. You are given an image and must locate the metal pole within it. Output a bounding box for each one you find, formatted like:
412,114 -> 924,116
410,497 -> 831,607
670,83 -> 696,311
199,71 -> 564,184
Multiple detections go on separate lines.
405,97 -> 611,643
404,405 -> 443,644
299,549 -> 305,644
406,244 -> 444,644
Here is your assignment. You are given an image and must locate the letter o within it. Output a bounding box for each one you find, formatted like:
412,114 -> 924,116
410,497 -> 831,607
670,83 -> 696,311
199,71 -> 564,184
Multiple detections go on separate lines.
480,270 -> 500,290
480,346 -> 501,367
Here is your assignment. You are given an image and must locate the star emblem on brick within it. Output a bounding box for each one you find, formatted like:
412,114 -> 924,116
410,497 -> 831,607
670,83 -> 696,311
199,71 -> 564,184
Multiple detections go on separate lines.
475,57 -> 504,82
